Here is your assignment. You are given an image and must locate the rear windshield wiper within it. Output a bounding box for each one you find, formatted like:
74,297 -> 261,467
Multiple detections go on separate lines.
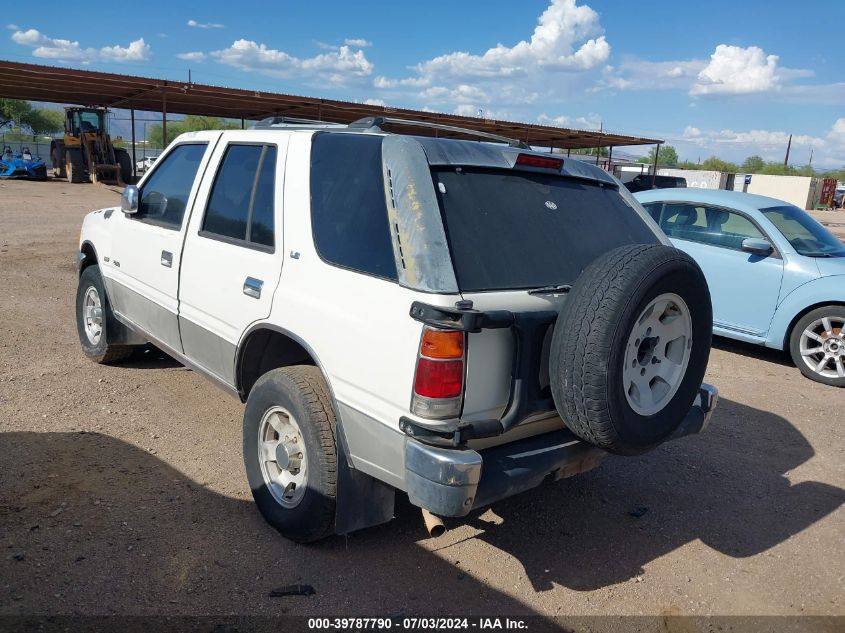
527,283 -> 572,295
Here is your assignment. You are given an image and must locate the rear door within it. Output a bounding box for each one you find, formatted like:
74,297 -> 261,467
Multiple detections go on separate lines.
178,133 -> 287,387
108,136 -> 217,352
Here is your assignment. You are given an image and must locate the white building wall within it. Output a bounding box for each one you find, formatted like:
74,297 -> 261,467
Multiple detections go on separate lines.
658,169 -> 726,189
741,174 -> 816,209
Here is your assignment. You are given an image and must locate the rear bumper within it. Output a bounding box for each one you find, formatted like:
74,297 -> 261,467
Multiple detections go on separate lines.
404,383 -> 718,517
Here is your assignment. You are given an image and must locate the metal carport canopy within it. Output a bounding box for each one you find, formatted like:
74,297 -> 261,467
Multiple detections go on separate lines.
0,60 -> 661,149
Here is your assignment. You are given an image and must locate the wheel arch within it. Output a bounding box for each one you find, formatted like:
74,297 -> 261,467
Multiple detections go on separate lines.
236,324 -> 329,403
79,240 -> 99,276
782,300 -> 845,351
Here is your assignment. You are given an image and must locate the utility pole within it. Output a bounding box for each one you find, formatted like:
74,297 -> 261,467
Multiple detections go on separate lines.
808,148 -> 813,167
784,133 -> 792,167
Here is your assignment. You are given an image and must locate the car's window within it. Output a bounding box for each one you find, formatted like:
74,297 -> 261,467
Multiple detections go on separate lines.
761,204 -> 845,257
642,202 -> 662,221
201,144 -> 277,250
657,203 -> 762,250
138,143 -> 207,229
310,133 -> 397,281
432,167 -> 659,292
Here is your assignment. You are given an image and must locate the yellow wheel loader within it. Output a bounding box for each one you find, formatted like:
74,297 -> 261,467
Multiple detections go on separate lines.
50,107 -> 132,185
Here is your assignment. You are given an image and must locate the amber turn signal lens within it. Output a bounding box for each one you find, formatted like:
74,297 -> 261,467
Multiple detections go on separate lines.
420,328 -> 464,359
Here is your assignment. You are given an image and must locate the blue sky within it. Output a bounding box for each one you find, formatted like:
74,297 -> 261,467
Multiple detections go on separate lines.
3,0 -> 844,166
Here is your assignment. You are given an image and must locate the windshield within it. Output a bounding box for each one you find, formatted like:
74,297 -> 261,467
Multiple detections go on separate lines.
761,205 -> 845,257
432,167 -> 659,292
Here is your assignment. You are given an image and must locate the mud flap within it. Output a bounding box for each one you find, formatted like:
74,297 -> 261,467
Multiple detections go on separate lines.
334,418 -> 395,535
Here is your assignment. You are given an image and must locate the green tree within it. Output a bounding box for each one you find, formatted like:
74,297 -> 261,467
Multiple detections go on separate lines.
147,115 -> 241,146
700,156 -> 739,173
0,99 -> 31,128
638,144 -> 678,166
676,160 -> 701,170
22,108 -> 64,136
741,155 -> 765,173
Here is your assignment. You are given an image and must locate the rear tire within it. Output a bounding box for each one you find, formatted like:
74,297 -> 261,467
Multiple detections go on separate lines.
75,265 -> 134,364
243,366 -> 338,542
66,148 -> 85,183
550,244 -> 712,455
788,306 -> 845,387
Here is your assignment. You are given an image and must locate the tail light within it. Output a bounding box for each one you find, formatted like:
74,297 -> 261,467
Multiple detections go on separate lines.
411,327 -> 465,419
515,153 -> 564,170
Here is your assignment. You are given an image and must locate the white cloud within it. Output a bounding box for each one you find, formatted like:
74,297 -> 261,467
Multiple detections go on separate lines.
344,38 -> 372,48
10,28 -> 150,63
681,125 -> 825,149
100,38 -> 150,62
828,118 -> 845,143
362,98 -> 385,106
691,45 -> 779,95
6,24 -> 19,30
177,51 -> 206,62
408,0 -> 608,84
211,40 -> 373,84
538,112 -> 602,130
371,0 -> 609,117
419,84 -> 489,105
188,19 -> 224,29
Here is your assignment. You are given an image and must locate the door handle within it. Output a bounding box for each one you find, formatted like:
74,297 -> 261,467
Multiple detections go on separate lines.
161,251 -> 173,268
243,277 -> 263,299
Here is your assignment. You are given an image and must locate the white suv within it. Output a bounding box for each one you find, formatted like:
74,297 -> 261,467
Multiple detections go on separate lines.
75,117 -> 718,542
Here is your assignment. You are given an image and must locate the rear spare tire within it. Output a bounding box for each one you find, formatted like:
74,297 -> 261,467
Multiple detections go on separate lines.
550,244 -> 712,455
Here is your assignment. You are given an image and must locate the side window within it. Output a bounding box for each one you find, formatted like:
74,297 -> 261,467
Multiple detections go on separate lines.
659,204 -> 707,242
201,144 -> 277,250
642,202 -> 662,222
702,205 -> 763,249
310,134 -> 397,280
138,143 -> 207,229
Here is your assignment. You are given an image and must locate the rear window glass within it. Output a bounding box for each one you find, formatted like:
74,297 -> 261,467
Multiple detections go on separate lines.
432,168 -> 659,292
310,134 -> 397,280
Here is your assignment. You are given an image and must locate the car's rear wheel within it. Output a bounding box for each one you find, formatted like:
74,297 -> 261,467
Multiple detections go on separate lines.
550,244 -> 712,455
243,366 -> 337,542
789,306 -> 845,387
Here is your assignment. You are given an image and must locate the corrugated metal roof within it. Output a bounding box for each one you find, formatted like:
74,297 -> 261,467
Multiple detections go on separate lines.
0,60 -> 662,149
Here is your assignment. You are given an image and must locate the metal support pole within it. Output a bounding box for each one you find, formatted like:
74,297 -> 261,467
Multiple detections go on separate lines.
162,91 -> 168,148
241,117 -> 245,130
130,108 -> 136,183
567,148 -> 571,157
607,145 -> 613,173
651,143 -> 661,187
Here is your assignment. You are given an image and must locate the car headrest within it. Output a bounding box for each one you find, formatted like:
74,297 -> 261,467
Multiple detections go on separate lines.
707,209 -> 730,228
665,205 -> 697,226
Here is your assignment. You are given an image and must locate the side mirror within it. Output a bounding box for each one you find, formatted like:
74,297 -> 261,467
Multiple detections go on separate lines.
121,185 -> 139,215
742,237 -> 773,256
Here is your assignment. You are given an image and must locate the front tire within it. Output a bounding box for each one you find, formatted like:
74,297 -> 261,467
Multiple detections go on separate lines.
243,366 -> 338,542
789,306 -> 845,387
75,265 -> 133,364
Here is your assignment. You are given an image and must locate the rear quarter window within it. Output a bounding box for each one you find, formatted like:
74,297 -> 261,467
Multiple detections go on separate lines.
310,134 -> 397,281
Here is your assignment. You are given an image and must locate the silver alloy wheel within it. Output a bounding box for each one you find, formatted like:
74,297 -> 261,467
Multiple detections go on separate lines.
82,286 -> 104,345
799,316 -> 845,379
258,406 -> 308,509
623,292 -> 693,416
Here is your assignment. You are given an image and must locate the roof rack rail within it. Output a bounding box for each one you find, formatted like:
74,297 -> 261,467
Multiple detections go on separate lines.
348,116 -> 531,149
252,116 -> 345,129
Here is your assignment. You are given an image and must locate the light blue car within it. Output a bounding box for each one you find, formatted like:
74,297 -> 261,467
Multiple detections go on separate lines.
634,188 -> 845,387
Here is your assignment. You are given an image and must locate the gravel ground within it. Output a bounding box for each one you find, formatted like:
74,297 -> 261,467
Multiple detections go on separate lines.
1,179 -> 843,619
